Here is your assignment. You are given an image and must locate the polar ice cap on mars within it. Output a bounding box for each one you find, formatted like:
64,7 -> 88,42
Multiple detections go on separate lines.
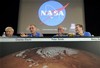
36,47 -> 79,58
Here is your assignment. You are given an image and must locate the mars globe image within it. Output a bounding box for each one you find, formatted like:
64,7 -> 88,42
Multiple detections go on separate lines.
0,47 -> 100,68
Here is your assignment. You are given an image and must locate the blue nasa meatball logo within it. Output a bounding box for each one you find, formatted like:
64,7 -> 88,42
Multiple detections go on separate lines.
38,1 -> 68,26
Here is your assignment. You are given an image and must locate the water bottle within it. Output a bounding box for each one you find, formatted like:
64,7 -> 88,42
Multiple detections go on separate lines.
2,32 -> 6,37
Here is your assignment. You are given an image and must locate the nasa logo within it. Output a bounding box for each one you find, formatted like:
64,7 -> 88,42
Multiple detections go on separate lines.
38,1 -> 68,26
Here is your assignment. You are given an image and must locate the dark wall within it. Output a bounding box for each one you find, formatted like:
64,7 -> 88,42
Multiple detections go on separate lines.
84,0 -> 100,36
0,0 -> 100,36
0,0 -> 20,36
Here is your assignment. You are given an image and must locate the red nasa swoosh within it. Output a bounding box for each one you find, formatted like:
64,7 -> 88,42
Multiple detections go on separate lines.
42,3 -> 70,21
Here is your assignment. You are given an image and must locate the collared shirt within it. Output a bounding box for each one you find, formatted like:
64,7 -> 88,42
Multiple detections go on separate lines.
27,32 -> 43,37
76,32 -> 91,36
83,32 -> 91,36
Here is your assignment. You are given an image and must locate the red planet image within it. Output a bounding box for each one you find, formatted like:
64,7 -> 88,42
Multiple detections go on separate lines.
0,47 -> 100,68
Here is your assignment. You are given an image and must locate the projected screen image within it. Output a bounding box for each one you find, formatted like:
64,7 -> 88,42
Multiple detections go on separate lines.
18,0 -> 85,34
0,42 -> 100,68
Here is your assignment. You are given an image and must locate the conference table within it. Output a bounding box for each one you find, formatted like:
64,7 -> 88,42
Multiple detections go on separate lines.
0,37 -> 100,42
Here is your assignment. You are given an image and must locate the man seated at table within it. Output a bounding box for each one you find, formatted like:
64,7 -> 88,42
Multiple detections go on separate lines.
75,24 -> 91,36
3,26 -> 17,37
53,26 -> 68,37
20,24 -> 43,37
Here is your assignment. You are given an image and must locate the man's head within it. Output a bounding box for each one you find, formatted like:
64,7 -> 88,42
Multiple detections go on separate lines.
58,26 -> 65,35
28,24 -> 37,34
5,27 -> 14,37
75,24 -> 83,33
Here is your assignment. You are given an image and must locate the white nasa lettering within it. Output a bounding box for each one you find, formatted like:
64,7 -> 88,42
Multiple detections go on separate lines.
41,10 -> 46,15
48,11 -> 52,16
53,10 -> 58,16
59,11 -> 64,16
41,10 -> 64,16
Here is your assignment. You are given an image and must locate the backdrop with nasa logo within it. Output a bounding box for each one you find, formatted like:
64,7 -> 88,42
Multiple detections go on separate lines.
18,0 -> 85,34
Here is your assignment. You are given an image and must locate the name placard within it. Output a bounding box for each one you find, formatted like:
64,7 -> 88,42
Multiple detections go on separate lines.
0,37 -> 100,42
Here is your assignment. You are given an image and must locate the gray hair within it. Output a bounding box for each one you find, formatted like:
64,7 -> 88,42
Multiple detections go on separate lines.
5,27 -> 14,32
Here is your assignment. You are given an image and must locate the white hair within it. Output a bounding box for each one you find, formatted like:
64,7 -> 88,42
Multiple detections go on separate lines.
5,27 -> 14,32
